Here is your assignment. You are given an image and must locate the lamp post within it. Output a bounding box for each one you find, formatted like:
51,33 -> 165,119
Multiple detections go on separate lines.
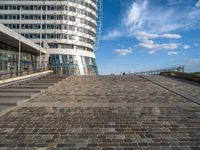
18,7 -> 21,75
39,7 -> 42,70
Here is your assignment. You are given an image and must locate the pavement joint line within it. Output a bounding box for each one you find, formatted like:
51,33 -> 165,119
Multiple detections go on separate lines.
140,75 -> 200,105
21,102 -> 198,108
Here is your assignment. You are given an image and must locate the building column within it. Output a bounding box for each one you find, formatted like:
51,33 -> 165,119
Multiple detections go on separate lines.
76,55 -> 84,75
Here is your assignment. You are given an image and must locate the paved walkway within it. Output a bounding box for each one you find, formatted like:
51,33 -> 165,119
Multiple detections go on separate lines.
0,76 -> 200,150
144,76 -> 200,101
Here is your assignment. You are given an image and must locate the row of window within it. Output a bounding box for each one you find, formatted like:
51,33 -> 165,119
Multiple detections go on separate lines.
4,23 -> 96,37
5,0 -> 97,6
0,14 -> 96,29
50,54 -> 78,65
81,56 -> 97,66
48,43 -> 93,52
21,33 -> 94,45
49,54 -> 97,67
1,0 -> 97,12
69,0 -> 97,12
0,5 -> 96,20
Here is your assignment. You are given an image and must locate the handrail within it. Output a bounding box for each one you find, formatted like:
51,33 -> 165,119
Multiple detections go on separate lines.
0,68 -> 48,77
129,65 -> 185,76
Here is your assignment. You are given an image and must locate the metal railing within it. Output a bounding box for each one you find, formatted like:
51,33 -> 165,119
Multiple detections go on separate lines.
129,66 -> 184,76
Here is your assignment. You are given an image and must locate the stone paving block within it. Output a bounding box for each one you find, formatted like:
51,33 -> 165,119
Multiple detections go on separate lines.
0,76 -> 199,149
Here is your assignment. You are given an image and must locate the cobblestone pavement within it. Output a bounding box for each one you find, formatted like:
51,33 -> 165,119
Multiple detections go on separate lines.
0,76 -> 200,150
145,76 -> 200,100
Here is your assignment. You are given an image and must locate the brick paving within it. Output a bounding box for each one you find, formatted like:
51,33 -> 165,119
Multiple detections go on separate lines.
145,76 -> 200,100
0,76 -> 200,150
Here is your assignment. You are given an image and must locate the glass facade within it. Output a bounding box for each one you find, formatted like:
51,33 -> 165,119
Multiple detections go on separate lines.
0,40 -> 49,81
81,56 -> 98,75
49,54 -> 98,75
0,41 -> 38,75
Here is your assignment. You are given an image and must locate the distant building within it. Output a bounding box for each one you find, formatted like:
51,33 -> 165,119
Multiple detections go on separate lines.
0,0 -> 99,75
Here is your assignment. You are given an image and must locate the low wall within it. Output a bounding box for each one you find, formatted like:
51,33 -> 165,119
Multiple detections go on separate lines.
160,71 -> 200,83
0,70 -> 53,87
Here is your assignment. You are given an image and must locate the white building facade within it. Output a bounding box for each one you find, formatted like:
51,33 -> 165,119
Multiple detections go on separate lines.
0,0 -> 99,75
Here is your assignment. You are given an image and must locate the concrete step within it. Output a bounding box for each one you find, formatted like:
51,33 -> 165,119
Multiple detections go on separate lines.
0,106 -> 13,113
0,74 -> 68,114
0,95 -> 31,98
20,83 -> 54,86
0,90 -> 39,93
14,85 -> 49,89
0,74 -> 67,102
0,98 -> 27,106
38,79 -> 64,81
0,92 -> 32,96
0,88 -> 42,92
0,91 -> 37,96
31,81 -> 58,83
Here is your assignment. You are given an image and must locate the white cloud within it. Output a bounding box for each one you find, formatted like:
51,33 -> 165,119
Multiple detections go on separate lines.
136,32 -> 158,41
139,40 -> 180,50
124,0 -> 200,34
124,0 -> 148,28
186,58 -> 200,65
121,0 -> 199,54
113,48 -> 133,56
102,30 -> 122,40
105,0 -> 200,55
168,51 -> 178,55
139,40 -> 157,49
136,32 -> 182,41
183,45 -> 191,49
161,34 -> 182,39
194,43 -> 198,47
149,51 -> 156,54
135,32 -> 181,52
196,0 -> 200,7
161,43 -> 180,50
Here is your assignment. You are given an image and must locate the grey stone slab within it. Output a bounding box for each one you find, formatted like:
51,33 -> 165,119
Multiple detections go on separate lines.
0,97 -> 27,106
0,89 -> 42,92
0,75 -> 199,149
0,92 -> 38,95
0,106 -> 13,112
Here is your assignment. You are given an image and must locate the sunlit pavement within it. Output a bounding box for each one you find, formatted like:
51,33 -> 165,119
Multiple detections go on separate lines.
0,76 -> 199,150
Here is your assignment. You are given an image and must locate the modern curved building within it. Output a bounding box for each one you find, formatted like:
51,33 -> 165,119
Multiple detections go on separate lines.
0,0 -> 100,75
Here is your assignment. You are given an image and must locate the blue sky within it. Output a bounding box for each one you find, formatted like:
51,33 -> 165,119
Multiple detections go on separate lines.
96,0 -> 200,75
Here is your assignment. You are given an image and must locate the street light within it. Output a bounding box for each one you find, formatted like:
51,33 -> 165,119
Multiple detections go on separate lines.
18,7 -> 21,75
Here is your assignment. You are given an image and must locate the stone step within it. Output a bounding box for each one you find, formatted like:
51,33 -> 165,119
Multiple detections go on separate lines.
0,88 -> 42,92
31,81 -> 58,83
20,83 -> 54,86
14,85 -> 49,89
0,89 -> 40,93
0,74 -> 67,111
0,92 -> 33,96
0,97 -> 28,106
0,91 -> 38,96
0,106 -> 13,113
37,79 -> 64,81
0,95 -> 31,98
